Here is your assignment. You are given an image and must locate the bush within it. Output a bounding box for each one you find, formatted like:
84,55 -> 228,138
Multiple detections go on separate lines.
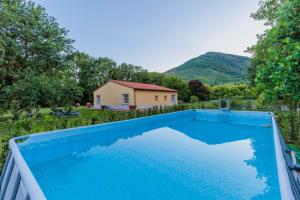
210,84 -> 255,99
190,96 -> 199,103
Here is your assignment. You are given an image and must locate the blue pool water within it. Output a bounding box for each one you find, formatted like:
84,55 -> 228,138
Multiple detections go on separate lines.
19,110 -> 281,200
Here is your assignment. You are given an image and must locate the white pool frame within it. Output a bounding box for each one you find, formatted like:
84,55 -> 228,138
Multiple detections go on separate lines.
0,110 -> 298,200
272,113 -> 295,200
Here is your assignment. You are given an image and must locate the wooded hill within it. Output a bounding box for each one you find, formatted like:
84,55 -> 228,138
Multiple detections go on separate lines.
165,52 -> 250,85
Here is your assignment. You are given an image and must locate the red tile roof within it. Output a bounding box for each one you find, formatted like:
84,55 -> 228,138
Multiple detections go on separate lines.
110,80 -> 177,92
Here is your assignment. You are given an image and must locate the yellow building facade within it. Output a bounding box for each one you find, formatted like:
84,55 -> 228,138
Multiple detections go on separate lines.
93,80 -> 178,110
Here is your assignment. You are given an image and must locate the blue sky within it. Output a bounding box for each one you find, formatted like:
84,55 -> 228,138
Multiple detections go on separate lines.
34,0 -> 265,72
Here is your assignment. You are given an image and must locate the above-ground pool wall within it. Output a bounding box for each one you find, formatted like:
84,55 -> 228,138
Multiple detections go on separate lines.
194,109 -> 272,126
272,114 -> 300,200
0,109 -> 298,200
0,151 -> 30,200
272,114 -> 294,200
0,139 -> 46,200
19,110 -> 195,166
0,110 -> 194,200
19,109 -> 195,146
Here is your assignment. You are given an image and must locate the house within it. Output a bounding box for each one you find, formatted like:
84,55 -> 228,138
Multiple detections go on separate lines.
93,80 -> 178,110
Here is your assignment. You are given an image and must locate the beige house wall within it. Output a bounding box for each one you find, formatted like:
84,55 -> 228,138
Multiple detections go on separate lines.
93,82 -> 134,108
93,81 -> 178,109
135,90 -> 177,109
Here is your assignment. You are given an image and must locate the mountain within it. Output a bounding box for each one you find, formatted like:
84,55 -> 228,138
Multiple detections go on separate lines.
165,52 -> 250,85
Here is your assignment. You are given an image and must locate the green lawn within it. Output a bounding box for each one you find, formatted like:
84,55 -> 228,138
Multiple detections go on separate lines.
0,106 -> 87,121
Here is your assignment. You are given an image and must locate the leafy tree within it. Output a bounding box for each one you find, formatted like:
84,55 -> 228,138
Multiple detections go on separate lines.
94,57 -> 118,83
3,70 -> 44,118
3,69 -> 82,119
71,51 -> 149,103
0,0 -> 78,116
210,84 -> 254,99
250,0 -> 300,140
190,95 -> 199,103
0,0 -> 73,87
117,63 -> 137,81
58,77 -> 82,108
188,80 -> 210,101
132,71 -> 192,102
132,71 -> 165,85
250,0 -> 284,26
162,76 -> 190,102
71,52 -> 98,103
246,0 -> 284,85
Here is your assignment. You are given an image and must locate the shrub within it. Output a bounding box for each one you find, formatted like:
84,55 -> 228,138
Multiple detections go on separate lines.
210,84 -> 255,99
190,96 -> 199,103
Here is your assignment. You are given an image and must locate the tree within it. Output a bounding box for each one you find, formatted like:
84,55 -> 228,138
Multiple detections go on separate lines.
117,63 -> 136,81
250,0 -> 284,26
0,0 -> 78,116
3,69 -> 82,119
71,51 -> 149,103
188,80 -> 210,101
162,75 -> 190,102
246,0 -> 284,85
0,0 -> 73,86
3,70 -> 45,118
209,84 -> 254,100
250,0 -> 300,140
71,52 -> 98,103
132,72 -> 191,102
132,72 -> 165,86
190,96 -> 199,103
94,57 -> 118,83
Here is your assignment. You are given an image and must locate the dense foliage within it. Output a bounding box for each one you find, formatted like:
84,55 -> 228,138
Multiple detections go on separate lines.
0,0 -> 257,117
0,0 -> 82,117
248,0 -> 300,140
166,52 -> 250,85
210,84 -> 255,100
71,52 -> 146,103
188,80 -> 210,100
0,0 -> 193,116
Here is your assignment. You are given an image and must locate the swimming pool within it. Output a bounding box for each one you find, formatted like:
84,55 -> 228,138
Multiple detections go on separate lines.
0,110 -> 299,199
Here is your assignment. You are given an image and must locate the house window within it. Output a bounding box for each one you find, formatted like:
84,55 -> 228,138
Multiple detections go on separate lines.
164,96 -> 167,101
96,95 -> 101,104
122,94 -> 129,104
155,95 -> 159,101
171,95 -> 176,103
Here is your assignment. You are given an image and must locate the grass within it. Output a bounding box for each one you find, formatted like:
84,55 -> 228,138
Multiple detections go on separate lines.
0,106 -> 87,120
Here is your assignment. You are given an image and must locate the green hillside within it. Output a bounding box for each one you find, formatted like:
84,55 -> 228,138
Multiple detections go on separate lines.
165,52 -> 250,85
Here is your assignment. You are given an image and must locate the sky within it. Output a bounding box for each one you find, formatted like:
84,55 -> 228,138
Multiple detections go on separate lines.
34,0 -> 265,72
